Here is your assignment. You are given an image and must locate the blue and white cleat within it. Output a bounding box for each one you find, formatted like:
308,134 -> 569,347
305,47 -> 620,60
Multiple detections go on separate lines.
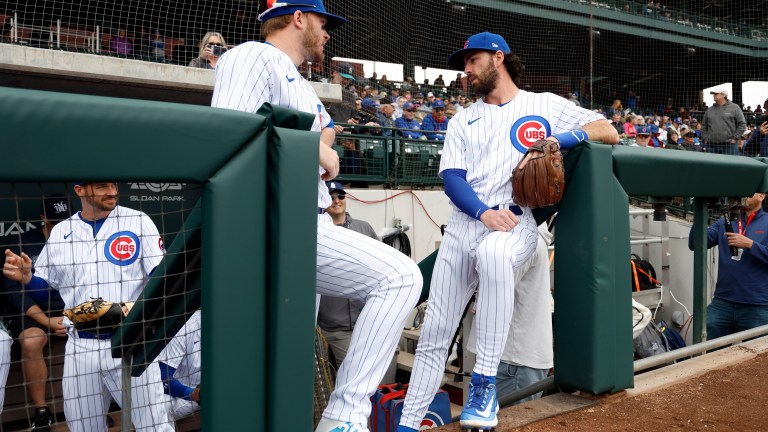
460,372 -> 499,430
315,417 -> 369,432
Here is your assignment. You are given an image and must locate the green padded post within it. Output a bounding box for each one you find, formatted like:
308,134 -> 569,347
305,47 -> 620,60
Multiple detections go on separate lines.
259,104 -> 319,431
417,249 -> 439,304
692,198 -> 709,344
203,121 -> 269,431
555,143 -> 633,394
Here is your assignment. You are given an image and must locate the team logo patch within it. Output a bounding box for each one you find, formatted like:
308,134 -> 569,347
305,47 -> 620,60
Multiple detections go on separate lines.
158,237 -> 165,252
509,115 -> 551,154
105,231 -> 141,266
419,410 -> 447,429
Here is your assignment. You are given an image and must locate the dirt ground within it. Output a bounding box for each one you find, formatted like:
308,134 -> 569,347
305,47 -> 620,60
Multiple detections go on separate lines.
508,352 -> 768,432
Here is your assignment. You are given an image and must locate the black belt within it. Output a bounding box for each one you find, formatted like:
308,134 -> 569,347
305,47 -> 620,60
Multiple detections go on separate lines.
318,207 -> 326,214
492,205 -> 523,216
78,331 -> 113,340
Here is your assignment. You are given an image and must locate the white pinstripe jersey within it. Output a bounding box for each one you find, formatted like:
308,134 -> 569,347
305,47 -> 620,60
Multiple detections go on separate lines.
158,310 -> 201,388
211,41 -> 334,209
34,205 -> 164,309
439,90 -> 604,208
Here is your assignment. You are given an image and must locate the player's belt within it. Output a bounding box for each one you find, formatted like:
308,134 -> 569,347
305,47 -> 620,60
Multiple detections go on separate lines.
77,331 -> 113,340
491,205 -> 523,215
318,207 -> 326,214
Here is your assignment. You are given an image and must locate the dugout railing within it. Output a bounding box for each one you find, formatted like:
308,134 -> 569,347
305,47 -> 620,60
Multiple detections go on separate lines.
5,85 -> 768,429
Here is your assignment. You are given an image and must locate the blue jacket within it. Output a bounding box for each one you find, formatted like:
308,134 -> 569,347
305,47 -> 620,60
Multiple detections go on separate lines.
688,209 -> 768,305
394,117 -> 423,139
421,114 -> 449,141
3,228 -> 65,314
743,131 -> 768,157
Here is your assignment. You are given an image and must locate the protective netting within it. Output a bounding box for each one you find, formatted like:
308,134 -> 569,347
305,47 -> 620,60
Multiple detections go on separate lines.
0,182 -> 202,431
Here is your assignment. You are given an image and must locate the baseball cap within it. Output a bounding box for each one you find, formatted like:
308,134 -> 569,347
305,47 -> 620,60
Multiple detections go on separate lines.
636,125 -> 652,135
650,124 -> 660,134
448,32 -> 511,70
427,92 -> 434,98
257,0 -> 347,31
361,97 -> 377,109
402,101 -> 415,110
42,195 -> 72,223
432,99 -> 446,109
335,62 -> 355,80
683,130 -> 696,137
325,181 -> 344,193
710,87 -> 729,98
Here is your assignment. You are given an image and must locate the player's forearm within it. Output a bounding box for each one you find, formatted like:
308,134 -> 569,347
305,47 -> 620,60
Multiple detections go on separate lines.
320,127 -> 336,148
25,304 -> 50,326
582,120 -> 620,145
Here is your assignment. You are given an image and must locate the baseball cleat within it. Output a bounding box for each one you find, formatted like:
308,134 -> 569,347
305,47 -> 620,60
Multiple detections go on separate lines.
315,417 -> 369,432
460,372 -> 498,430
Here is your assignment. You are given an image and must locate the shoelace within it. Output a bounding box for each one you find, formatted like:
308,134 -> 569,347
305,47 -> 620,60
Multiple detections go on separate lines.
466,381 -> 490,410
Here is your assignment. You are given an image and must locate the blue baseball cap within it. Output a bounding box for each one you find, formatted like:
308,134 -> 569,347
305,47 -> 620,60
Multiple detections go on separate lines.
326,181 -> 344,193
257,0 -> 347,31
402,101 -> 415,110
650,124 -> 660,134
432,99 -> 445,109
636,125 -> 652,135
361,97 -> 377,109
448,32 -> 511,70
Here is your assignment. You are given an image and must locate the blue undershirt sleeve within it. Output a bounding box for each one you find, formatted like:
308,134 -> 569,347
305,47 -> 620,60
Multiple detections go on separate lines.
27,275 -> 49,291
159,362 -> 195,400
442,169 -> 489,220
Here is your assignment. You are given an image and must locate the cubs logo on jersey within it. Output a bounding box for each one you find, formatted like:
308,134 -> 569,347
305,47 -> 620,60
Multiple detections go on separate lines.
510,115 -> 551,154
105,231 -> 141,266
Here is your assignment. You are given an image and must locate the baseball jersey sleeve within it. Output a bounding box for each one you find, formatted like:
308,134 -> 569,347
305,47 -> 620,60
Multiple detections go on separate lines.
140,214 -> 165,275
438,113 -> 468,176
546,93 -> 605,134
212,43 -> 275,113
31,243 -> 60,289
158,328 -> 188,369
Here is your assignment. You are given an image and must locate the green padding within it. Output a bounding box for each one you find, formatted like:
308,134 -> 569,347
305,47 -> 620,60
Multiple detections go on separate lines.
417,249 -> 439,304
203,125 -> 269,431
612,145 -> 767,197
555,143 -> 633,394
0,86 -> 260,182
111,203 -> 202,374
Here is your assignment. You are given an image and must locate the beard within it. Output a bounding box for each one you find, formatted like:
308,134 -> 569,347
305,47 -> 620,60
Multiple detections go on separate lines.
302,19 -> 325,63
83,194 -> 117,213
471,58 -> 499,96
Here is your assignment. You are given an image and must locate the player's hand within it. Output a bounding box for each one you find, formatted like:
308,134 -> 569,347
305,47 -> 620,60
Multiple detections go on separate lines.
726,232 -> 754,249
479,209 -> 519,232
47,316 -> 69,337
517,139 -> 558,170
319,143 -> 339,180
759,122 -> 768,136
191,386 -> 201,402
3,249 -> 33,284
334,124 -> 344,133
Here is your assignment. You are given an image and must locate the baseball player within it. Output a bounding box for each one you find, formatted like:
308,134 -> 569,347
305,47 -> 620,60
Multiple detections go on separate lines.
158,310 -> 201,420
0,321 -> 11,417
211,2 -> 422,431
3,182 -> 174,432
396,32 -> 618,432
3,195 -> 71,430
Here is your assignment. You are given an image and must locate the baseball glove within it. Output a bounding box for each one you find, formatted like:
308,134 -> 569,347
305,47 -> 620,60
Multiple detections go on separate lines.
511,140 -> 565,209
63,297 -> 134,332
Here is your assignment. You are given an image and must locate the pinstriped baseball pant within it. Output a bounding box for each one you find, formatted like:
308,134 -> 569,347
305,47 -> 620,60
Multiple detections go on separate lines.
400,209 -> 537,429
63,337 -> 174,432
316,214 -> 422,425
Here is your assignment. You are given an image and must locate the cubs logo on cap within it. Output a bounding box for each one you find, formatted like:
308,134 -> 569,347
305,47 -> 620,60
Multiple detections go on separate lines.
509,116 -> 551,154
105,231 -> 141,266
448,32 -> 511,70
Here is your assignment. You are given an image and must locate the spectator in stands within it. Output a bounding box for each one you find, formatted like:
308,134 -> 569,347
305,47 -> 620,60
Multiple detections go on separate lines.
680,129 -> 703,151
389,87 -> 400,100
567,92 -> 580,106
395,101 -> 423,139
623,114 -> 638,138
189,32 -> 227,69
424,92 -> 436,108
688,191 -> 768,339
626,91 -> 638,111
606,99 -> 623,118
350,98 -> 382,136
421,99 -> 449,141
702,87 -> 747,155
111,28 -> 133,57
631,125 -> 653,147
393,96 -> 406,118
149,29 -> 167,63
755,105 -> 763,114
3,195 -> 71,430
665,130 -> 681,149
133,27 -> 151,60
326,62 -> 358,127
434,74 -> 445,86
650,124 -> 664,148
158,310 -> 201,420
743,121 -> 768,157
401,76 -> 414,92
376,100 -> 397,137
318,182 -> 398,382
368,72 -> 378,88
450,73 -> 464,95
610,113 -> 623,135
379,74 -> 390,91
